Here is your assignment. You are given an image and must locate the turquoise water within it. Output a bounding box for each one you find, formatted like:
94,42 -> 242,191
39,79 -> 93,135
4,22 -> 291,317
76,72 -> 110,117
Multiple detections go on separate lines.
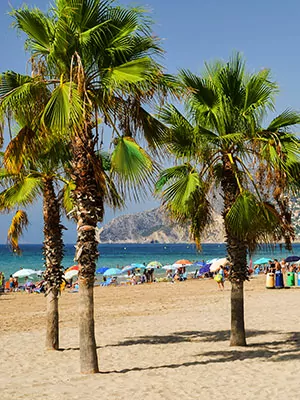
0,243 -> 299,278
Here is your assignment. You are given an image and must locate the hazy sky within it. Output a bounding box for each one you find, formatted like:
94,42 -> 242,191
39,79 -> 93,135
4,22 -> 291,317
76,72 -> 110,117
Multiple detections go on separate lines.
0,0 -> 300,243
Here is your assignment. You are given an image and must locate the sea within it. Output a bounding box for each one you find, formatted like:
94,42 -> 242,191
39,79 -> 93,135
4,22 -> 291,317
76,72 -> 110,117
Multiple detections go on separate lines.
1,242 -> 300,278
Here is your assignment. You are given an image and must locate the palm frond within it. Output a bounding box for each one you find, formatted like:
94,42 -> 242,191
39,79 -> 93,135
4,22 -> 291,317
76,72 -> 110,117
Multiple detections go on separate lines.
111,136 -> 155,200
266,109 -> 300,131
0,175 -> 42,209
226,191 -> 283,252
7,210 -> 29,255
11,7 -> 53,55
4,126 -> 37,173
61,180 -> 76,216
41,80 -> 83,133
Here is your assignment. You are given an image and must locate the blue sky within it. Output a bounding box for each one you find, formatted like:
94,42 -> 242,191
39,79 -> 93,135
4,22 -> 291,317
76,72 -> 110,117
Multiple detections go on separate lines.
0,0 -> 300,243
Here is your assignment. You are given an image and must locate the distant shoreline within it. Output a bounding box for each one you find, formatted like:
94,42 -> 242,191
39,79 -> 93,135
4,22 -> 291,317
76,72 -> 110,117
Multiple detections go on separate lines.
3,241 -> 300,246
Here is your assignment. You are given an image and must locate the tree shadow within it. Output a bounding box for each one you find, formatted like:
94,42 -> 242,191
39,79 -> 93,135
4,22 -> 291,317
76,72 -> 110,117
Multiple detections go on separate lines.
98,330 -> 300,374
59,330 -> 300,373
105,329 -> 275,347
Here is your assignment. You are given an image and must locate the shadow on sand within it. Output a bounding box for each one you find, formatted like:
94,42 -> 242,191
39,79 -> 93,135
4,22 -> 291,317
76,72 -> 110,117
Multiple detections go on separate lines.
60,329 -> 300,373
99,329 -> 300,374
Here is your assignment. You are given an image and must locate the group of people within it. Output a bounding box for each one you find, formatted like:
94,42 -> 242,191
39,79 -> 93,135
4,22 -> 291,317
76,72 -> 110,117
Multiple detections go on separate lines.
255,259 -> 296,274
166,267 -> 188,282
0,271 -> 46,294
125,268 -> 155,285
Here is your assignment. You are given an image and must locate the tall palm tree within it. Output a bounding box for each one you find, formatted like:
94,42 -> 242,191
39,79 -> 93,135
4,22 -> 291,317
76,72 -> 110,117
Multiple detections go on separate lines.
155,53 -> 300,346
7,0 -> 171,373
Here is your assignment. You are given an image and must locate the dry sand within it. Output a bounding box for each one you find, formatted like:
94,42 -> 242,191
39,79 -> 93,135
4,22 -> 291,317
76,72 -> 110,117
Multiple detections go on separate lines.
1,276 -> 300,400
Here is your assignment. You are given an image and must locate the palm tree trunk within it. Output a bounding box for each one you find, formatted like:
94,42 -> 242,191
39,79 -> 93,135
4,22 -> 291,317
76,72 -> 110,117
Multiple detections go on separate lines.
221,156 -> 248,346
71,130 -> 104,374
43,178 -> 64,350
46,287 -> 59,349
230,281 -> 246,346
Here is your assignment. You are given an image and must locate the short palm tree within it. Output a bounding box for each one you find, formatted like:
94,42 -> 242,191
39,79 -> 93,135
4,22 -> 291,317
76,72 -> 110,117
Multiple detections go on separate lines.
0,140 -> 68,349
7,0 -> 172,373
155,53 -> 300,346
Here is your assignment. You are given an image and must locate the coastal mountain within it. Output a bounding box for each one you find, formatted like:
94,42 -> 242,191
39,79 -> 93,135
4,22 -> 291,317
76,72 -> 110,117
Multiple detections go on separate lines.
99,196 -> 300,244
99,207 -> 226,244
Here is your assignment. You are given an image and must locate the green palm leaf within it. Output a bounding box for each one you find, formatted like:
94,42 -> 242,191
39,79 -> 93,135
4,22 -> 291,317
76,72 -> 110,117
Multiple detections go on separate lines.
12,7 -> 53,55
111,136 -> 155,199
267,109 -> 300,131
0,175 -> 42,209
103,57 -> 154,85
41,81 -> 83,132
61,180 -> 76,215
226,191 -> 282,249
156,165 -> 200,213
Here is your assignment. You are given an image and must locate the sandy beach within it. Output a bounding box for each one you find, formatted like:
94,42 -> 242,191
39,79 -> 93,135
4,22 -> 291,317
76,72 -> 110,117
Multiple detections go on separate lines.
1,276 -> 300,400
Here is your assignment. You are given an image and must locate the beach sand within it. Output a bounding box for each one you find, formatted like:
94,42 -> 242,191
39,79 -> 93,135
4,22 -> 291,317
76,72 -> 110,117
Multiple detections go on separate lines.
1,276 -> 300,400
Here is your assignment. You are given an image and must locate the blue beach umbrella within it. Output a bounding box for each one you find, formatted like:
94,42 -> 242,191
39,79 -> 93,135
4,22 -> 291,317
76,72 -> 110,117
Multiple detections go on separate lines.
193,261 -> 207,268
253,258 -> 272,265
131,263 -> 146,269
96,267 -> 110,274
103,268 -> 122,276
198,265 -> 211,275
285,256 -> 300,263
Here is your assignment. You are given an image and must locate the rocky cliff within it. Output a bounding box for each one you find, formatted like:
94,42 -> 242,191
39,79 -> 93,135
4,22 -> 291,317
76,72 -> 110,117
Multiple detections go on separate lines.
99,195 -> 300,244
99,207 -> 226,243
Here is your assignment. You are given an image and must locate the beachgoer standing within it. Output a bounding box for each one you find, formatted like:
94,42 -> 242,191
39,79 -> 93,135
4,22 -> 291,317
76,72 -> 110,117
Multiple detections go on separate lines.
216,266 -> 225,290
0,272 -> 3,292
9,275 -> 14,292
13,277 -> 18,291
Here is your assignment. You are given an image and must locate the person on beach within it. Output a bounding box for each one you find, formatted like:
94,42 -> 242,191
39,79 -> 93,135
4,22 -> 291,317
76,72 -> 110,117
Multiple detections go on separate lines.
280,259 -> 287,274
9,275 -> 14,292
215,266 -> 225,290
274,259 -> 281,271
0,272 -> 3,292
13,277 -> 18,291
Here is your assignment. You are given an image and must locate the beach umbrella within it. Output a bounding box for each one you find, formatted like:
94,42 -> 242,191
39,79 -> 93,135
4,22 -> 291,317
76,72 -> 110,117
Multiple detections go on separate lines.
103,268 -> 122,276
64,266 -> 79,274
146,261 -> 162,269
285,256 -> 300,263
121,265 -> 137,273
206,258 -> 219,264
174,259 -> 192,266
96,267 -> 110,274
172,263 -> 186,269
198,265 -> 211,275
67,265 -> 79,271
253,257 -> 272,265
193,261 -> 208,268
64,269 -> 78,280
13,269 -> 38,278
210,258 -> 229,272
131,263 -> 146,269
162,264 -> 177,270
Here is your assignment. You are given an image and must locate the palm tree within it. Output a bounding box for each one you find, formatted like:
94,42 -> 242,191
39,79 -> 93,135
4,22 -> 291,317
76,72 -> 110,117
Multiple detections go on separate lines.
155,53 -> 300,346
0,141 -> 68,349
7,0 -> 171,373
